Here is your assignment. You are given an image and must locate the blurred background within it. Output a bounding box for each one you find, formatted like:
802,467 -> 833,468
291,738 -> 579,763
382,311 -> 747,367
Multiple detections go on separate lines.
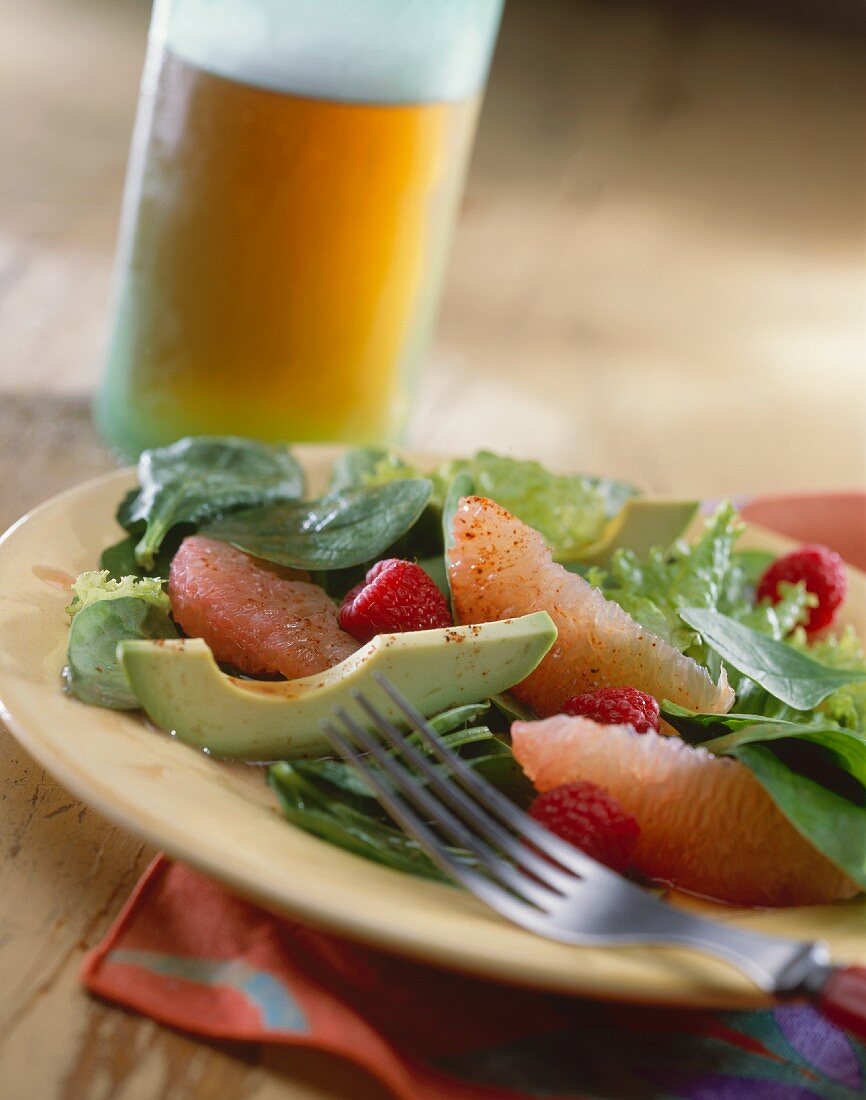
1,0 -> 864,525
0,7 -> 864,1096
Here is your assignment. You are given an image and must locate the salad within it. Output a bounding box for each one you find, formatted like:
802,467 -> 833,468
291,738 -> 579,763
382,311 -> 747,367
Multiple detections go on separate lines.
63,436 -> 866,908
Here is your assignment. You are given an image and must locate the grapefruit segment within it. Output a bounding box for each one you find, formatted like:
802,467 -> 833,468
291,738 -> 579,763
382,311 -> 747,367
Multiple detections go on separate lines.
448,495 -> 733,717
169,535 -> 358,679
512,714 -> 858,907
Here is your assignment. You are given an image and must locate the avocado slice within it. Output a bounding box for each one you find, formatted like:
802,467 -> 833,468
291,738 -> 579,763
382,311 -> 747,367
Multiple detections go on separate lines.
559,498 -> 700,567
119,611 -> 556,761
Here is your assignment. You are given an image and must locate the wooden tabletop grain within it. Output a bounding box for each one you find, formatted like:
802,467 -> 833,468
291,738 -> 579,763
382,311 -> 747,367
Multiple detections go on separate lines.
1,0 -> 864,1096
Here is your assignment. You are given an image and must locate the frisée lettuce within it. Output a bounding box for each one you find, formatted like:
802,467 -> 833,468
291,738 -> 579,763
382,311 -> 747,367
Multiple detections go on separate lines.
334,446 -> 638,559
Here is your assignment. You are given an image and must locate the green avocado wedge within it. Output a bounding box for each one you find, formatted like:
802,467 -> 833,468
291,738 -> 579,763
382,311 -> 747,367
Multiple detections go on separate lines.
119,612 -> 556,761
559,498 -> 700,567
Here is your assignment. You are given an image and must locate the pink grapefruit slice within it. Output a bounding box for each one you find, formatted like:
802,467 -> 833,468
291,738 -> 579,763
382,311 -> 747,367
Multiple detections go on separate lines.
169,535 -> 358,679
448,496 -> 733,717
512,714 -> 858,907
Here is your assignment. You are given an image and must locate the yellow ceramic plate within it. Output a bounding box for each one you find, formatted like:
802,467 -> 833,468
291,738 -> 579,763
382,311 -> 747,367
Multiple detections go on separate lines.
1,445 -> 865,1008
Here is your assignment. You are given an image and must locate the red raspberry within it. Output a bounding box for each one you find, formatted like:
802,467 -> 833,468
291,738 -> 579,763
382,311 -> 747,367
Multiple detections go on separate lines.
562,687 -> 660,734
529,781 -> 640,873
338,558 -> 452,643
756,544 -> 847,636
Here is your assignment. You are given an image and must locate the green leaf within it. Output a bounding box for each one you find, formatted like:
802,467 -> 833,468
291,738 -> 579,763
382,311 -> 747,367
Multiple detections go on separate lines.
442,471 -> 475,554
663,701 -> 866,785
269,762 -> 456,881
732,548 -> 776,586
734,743 -> 866,890
427,702 -> 491,733
565,499 -> 699,568
442,469 -> 475,613
662,702 -> 866,887
328,446 -> 392,492
662,701 -> 797,742
100,527 -> 191,581
267,755 -> 490,883
65,596 -> 177,709
65,570 -> 170,619
490,693 -> 536,724
266,701 -> 531,879
595,503 -> 744,661
122,437 -> 305,568
679,607 -> 866,710
443,451 -> 637,558
204,479 -> 432,572
795,626 -> 866,734
100,533 -> 147,580
339,447 -> 639,558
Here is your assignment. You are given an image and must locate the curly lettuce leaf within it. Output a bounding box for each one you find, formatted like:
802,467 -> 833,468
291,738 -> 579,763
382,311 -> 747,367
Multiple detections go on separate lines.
590,503 -> 741,657
793,627 -> 866,733
66,570 -> 169,619
440,452 -> 636,557
590,503 -> 813,672
334,447 -> 638,559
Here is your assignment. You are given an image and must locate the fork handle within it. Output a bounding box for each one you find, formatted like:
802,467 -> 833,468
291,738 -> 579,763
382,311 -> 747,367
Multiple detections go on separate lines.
817,967 -> 866,1040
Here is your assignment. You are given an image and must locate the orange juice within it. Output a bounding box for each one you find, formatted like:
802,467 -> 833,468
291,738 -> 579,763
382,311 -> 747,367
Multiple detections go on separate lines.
96,1 -> 502,456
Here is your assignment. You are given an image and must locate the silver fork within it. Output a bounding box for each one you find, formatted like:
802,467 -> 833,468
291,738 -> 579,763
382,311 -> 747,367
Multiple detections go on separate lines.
321,675 -> 866,1038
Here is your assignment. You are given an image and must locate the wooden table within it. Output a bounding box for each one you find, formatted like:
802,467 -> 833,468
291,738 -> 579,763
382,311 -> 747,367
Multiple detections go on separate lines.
1,1 -> 864,1096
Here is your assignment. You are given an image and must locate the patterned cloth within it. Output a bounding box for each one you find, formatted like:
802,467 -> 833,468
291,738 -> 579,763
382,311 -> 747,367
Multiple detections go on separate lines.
81,858 -> 863,1100
81,493 -> 866,1099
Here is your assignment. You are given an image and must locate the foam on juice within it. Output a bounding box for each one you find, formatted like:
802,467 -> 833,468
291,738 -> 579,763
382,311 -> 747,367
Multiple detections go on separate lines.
162,0 -> 503,103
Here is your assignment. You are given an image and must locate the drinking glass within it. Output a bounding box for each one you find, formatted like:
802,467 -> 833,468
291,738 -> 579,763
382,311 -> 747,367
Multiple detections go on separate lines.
96,0 -> 504,457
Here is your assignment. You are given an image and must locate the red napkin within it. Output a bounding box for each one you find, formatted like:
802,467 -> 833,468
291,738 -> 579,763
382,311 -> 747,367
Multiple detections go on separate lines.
82,494 -> 866,1099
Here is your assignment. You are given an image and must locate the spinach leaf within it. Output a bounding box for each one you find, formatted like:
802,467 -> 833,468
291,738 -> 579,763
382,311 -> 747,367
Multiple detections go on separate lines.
65,596 -> 177,709
427,702 -> 491,734
442,470 -> 475,553
678,607 -> 866,710
329,446 -> 392,492
204,479 -> 432,572
662,702 -> 802,742
267,700 -> 532,879
100,533 -> 143,580
442,469 -> 475,613
121,437 -> 305,569
490,693 -> 536,724
269,763 -> 458,882
662,702 -> 866,887
662,702 -> 866,786
100,526 -> 191,581
733,743 -> 866,890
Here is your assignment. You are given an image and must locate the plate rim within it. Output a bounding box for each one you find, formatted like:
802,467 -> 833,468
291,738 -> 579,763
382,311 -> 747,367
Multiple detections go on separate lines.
1,446 -> 863,1007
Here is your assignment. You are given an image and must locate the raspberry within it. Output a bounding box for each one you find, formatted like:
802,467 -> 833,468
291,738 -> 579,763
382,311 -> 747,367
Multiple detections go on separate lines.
562,687 -> 660,734
338,559 -> 452,643
756,544 -> 847,636
529,781 -> 640,873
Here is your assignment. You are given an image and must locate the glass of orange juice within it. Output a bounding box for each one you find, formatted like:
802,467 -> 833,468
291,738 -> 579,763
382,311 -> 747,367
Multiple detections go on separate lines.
95,0 -> 504,458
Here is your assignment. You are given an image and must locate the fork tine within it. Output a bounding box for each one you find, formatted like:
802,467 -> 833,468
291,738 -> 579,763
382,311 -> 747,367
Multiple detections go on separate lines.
322,718 -> 545,922
321,720 -> 496,899
375,675 -> 623,884
354,692 -> 578,896
333,707 -> 563,911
